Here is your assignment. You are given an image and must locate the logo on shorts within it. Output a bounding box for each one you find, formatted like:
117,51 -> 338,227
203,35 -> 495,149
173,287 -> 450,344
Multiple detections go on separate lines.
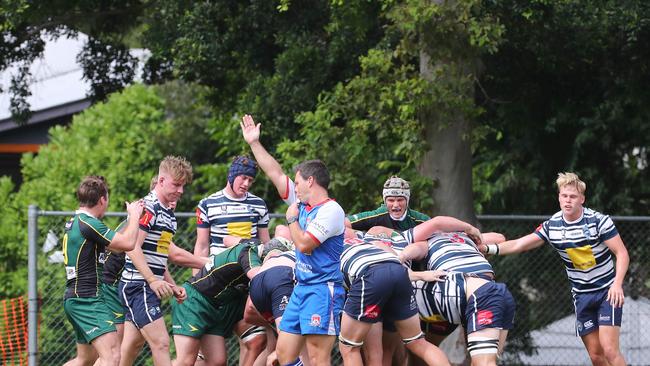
410,295 -> 417,310
364,304 -> 380,319
576,320 -> 583,332
86,327 -> 99,335
599,315 -> 611,322
279,296 -> 289,311
188,323 -> 198,332
148,305 -> 161,317
584,320 -> 594,330
477,310 -> 493,326
310,314 -> 321,327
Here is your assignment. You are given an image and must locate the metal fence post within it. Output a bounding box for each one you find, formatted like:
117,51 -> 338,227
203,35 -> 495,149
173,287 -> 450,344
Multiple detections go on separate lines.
28,205 -> 39,366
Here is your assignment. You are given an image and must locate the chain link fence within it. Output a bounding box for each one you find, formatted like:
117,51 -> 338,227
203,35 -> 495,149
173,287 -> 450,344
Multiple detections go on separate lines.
24,210 -> 650,365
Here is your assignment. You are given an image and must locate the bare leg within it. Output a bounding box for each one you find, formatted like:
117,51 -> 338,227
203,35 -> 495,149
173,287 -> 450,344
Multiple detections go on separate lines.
339,313 -> 373,366
581,330 -> 610,366
599,326 -> 625,366
276,331 -> 306,364
140,318 -> 172,366
393,316 -> 449,366
119,322 -> 146,366
305,334 -> 336,366
64,343 -> 98,366
91,332 -> 121,366
172,335 -> 201,366
199,335 -> 227,366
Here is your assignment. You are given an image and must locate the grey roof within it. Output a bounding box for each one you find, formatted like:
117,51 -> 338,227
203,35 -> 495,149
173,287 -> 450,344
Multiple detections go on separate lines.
0,33 -> 149,132
0,34 -> 91,123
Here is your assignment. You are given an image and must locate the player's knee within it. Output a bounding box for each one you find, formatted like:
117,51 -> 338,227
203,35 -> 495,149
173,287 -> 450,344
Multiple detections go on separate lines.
401,332 -> 425,345
147,336 -> 170,354
602,345 -> 622,363
339,335 -> 364,349
244,333 -> 267,354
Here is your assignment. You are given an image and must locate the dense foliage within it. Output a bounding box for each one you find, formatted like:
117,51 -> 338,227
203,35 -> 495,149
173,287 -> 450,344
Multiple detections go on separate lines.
2,1 -> 650,361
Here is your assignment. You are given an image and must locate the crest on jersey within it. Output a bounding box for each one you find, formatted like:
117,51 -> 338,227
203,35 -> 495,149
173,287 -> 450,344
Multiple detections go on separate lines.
196,208 -> 203,225
139,210 -> 154,226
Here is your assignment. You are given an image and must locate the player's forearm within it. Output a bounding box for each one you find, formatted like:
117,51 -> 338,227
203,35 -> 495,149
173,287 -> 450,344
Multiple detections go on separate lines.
248,140 -> 288,197
169,243 -> 210,269
613,249 -> 629,287
400,242 -> 426,262
109,215 -> 140,251
288,224 -> 319,253
413,216 -> 474,242
163,269 -> 177,287
193,238 -> 209,257
126,244 -> 157,283
493,238 -> 534,255
258,228 -> 271,243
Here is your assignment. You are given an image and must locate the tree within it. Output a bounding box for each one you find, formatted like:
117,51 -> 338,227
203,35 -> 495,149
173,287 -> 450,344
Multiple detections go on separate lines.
0,82 -> 216,299
474,0 -> 650,215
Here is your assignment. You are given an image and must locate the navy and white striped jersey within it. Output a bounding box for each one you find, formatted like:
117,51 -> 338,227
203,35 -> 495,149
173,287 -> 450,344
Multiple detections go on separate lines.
413,272 -> 466,325
340,238 -> 401,288
196,189 -> 269,255
122,191 -> 176,282
409,231 -> 494,277
535,208 -> 619,293
361,230 -> 411,267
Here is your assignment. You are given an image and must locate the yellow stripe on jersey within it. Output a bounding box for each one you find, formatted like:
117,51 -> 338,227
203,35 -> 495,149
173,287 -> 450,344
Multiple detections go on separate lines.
226,222 -> 252,238
421,314 -> 446,323
566,245 -> 596,270
157,231 -> 173,254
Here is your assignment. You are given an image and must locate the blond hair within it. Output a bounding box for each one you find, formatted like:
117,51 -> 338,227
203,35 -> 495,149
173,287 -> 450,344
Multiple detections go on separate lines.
149,175 -> 158,191
159,156 -> 193,184
556,172 -> 586,195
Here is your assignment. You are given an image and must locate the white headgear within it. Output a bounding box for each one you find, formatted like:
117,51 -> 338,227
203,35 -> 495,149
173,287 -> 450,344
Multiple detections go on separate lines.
382,176 -> 410,204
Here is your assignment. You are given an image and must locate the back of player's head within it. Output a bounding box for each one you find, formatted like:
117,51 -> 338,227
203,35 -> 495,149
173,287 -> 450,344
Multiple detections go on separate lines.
556,172 -> 586,195
77,175 -> 109,207
159,155 -> 193,184
261,237 -> 294,260
227,155 -> 258,187
383,176 -> 410,202
294,159 -> 330,189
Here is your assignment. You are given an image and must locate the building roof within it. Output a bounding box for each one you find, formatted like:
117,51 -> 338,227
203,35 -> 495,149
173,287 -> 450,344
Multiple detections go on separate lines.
0,34 -> 91,127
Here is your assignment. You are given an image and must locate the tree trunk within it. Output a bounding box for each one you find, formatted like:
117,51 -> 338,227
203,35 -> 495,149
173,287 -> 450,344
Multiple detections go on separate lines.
418,49 -> 475,366
418,50 -> 476,224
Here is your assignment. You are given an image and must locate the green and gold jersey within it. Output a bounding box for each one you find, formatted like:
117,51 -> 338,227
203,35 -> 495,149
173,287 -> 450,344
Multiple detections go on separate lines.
189,239 -> 262,306
63,210 -> 116,299
347,205 -> 430,232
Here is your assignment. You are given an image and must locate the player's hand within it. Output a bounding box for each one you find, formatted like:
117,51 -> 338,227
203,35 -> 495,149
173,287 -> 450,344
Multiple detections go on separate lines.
241,114 -> 261,144
477,243 -> 488,255
286,202 -> 299,218
149,279 -> 174,299
125,199 -> 144,218
172,285 -> 187,304
607,284 -> 625,307
419,270 -> 447,282
465,225 -> 483,245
